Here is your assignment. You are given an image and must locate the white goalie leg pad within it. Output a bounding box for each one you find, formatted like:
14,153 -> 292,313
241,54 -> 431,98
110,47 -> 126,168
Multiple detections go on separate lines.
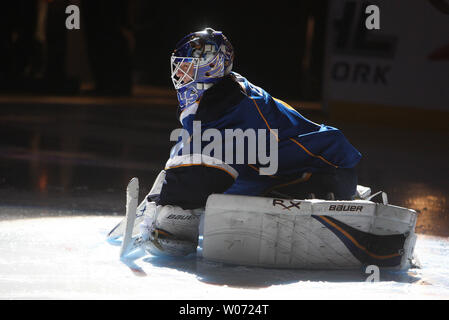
140,205 -> 201,257
133,170 -> 167,221
147,170 -> 166,196
202,194 -> 418,270
132,170 -> 167,236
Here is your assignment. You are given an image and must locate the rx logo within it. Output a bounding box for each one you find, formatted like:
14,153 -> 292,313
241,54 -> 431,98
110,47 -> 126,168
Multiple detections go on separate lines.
272,199 -> 301,211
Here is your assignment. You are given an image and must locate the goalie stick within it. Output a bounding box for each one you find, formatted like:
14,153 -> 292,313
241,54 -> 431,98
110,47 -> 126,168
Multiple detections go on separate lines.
107,205 -> 145,241
119,177 -> 140,258
107,170 -> 166,240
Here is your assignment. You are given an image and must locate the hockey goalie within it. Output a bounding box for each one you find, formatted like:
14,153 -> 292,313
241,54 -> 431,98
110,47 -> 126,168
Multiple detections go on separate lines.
108,28 -> 418,270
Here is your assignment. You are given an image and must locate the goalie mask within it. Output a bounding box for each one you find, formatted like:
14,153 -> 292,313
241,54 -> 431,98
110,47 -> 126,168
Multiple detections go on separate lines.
171,28 -> 234,112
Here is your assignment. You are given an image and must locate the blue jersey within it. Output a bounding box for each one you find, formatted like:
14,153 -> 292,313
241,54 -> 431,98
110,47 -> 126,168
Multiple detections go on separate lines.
158,73 -> 362,208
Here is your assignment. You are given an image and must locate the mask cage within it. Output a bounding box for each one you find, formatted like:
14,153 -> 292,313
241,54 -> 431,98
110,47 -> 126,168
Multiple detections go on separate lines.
171,56 -> 199,89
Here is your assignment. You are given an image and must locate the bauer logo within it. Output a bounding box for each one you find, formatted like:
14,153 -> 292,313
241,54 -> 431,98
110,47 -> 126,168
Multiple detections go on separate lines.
272,199 -> 301,211
329,204 -> 363,212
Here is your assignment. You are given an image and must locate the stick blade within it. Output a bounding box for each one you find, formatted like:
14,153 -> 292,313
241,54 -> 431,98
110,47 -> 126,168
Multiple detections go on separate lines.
120,177 -> 139,257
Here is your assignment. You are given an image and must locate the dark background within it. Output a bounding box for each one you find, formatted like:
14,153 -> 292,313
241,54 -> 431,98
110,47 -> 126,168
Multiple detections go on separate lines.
0,0 -> 448,237
0,1 -> 327,99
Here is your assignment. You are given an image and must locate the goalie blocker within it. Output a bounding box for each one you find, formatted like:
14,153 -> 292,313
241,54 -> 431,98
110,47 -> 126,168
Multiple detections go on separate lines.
202,194 -> 418,270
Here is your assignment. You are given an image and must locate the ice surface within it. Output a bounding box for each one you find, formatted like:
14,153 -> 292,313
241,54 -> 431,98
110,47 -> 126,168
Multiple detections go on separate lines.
0,214 -> 448,300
